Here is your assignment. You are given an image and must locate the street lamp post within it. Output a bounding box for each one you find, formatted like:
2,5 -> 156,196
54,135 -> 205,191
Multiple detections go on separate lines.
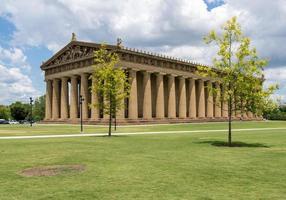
29,97 -> 33,127
79,95 -> 84,133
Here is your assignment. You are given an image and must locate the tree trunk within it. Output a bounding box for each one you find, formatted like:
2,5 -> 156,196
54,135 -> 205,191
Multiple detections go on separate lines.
114,100 -> 117,131
114,114 -> 117,131
108,93 -> 112,137
228,98 -> 232,147
228,32 -> 233,147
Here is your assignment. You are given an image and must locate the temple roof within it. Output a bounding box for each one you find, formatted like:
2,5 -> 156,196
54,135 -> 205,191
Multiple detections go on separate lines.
41,39 -> 208,70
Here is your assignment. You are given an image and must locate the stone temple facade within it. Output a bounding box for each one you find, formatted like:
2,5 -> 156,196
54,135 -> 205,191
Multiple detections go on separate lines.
41,36 -> 256,124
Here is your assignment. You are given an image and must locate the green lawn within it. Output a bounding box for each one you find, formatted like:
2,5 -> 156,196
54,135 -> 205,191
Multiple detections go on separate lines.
0,121 -> 285,199
0,120 -> 285,136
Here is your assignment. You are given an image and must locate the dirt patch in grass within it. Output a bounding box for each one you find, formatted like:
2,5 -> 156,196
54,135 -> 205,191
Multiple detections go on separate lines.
19,164 -> 85,177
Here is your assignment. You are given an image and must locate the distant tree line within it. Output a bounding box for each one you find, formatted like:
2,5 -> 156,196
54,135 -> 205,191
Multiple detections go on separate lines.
264,104 -> 286,120
0,95 -> 45,121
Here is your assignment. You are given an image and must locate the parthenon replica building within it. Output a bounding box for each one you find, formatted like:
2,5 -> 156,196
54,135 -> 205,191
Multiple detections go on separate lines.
41,35 -> 255,124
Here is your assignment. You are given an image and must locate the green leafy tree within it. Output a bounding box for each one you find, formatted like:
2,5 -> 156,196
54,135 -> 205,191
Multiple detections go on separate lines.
280,104 -> 286,112
91,45 -> 130,136
0,105 -> 11,120
10,101 -> 29,121
33,95 -> 45,121
200,17 -> 278,146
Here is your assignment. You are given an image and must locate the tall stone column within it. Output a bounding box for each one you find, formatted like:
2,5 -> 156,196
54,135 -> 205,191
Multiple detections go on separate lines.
91,79 -> 99,120
60,77 -> 69,119
167,75 -> 176,118
206,81 -> 214,118
247,111 -> 253,119
241,101 -> 248,119
178,77 -> 187,118
103,97 -> 109,120
197,79 -> 205,118
52,79 -> 60,119
155,73 -> 164,119
188,78 -> 196,118
142,71 -> 152,119
45,80 -> 52,120
214,82 -> 222,118
242,112 -> 248,119
231,97 -> 235,118
80,73 -> 89,120
221,87 -> 228,118
235,98 -> 242,118
128,70 -> 138,119
70,76 -> 79,119
117,88 -> 125,120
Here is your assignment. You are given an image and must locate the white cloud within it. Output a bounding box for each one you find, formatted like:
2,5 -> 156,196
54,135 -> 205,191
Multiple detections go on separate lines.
0,0 -> 286,101
0,64 -> 38,104
205,0 -> 224,3
0,0 -> 234,52
264,67 -> 286,103
265,67 -> 286,82
0,0 -> 284,61
0,46 -> 30,69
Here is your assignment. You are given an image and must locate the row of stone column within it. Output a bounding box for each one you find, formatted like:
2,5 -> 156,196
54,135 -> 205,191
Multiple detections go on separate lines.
45,70 -> 252,121
128,72 -> 227,120
45,73 -> 98,120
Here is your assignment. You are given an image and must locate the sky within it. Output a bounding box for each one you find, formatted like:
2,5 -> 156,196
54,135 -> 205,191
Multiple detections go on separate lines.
0,0 -> 285,105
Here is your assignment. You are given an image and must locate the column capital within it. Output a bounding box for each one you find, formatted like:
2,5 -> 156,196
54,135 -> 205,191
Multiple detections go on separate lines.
53,78 -> 61,82
71,75 -> 79,79
127,68 -> 140,72
141,70 -> 152,75
61,76 -> 69,81
154,72 -> 166,76
178,76 -> 187,80
188,77 -> 198,80
167,74 -> 177,78
128,69 -> 137,77
81,73 -> 90,77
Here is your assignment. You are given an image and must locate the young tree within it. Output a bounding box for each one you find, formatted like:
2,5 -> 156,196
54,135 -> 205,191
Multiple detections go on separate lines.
33,95 -> 45,121
200,17 -> 278,146
91,45 -> 130,136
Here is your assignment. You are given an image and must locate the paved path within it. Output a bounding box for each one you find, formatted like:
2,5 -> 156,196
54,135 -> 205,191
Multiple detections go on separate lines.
35,120 -> 281,128
0,127 -> 285,140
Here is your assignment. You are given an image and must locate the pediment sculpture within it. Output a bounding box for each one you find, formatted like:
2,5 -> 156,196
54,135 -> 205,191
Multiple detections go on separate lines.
49,45 -> 95,66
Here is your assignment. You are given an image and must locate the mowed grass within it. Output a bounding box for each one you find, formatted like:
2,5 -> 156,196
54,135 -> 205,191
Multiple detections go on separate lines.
0,121 -> 285,200
0,120 -> 285,136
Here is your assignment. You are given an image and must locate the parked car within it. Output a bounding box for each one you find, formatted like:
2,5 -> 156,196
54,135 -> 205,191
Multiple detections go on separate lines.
19,120 -> 35,124
0,119 -> 9,124
9,120 -> 19,124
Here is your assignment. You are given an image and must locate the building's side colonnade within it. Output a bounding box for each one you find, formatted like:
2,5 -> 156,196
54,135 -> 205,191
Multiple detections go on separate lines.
45,69 -> 255,123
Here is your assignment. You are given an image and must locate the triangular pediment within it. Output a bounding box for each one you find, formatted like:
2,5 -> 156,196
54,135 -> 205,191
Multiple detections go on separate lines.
41,41 -> 116,69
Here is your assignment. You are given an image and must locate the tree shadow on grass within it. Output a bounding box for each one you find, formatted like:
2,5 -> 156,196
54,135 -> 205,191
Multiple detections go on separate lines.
95,135 -> 128,138
197,141 -> 270,148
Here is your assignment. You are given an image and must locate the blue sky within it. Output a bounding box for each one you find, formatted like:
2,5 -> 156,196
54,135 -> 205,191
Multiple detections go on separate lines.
0,0 -> 285,105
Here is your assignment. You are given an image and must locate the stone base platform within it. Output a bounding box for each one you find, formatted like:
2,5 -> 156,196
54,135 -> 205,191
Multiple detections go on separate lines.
41,117 -> 262,125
